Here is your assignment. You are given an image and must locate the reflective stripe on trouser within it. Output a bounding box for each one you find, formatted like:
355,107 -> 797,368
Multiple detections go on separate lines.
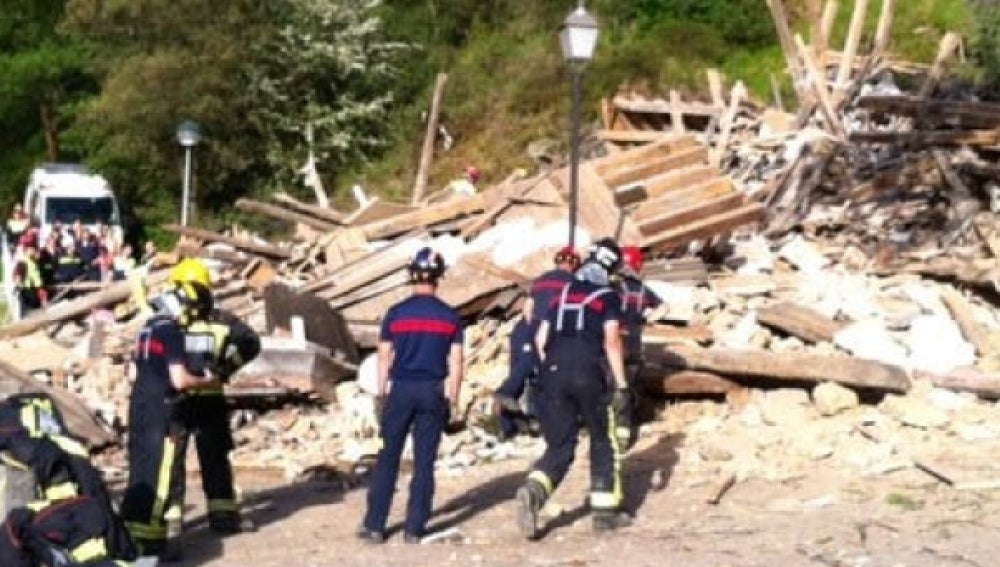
183,394 -> 238,514
532,349 -> 622,512
364,380 -> 447,536
120,405 -> 188,547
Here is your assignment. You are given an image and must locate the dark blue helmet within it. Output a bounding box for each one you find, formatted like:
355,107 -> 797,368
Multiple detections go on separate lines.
408,247 -> 446,283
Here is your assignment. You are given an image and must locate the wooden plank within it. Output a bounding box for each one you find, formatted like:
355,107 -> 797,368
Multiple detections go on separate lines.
820,0 -> 839,61
315,245 -> 413,301
649,344 -> 910,392
164,225 -> 292,260
643,203 -> 765,251
235,198 -> 339,232
612,97 -> 722,117
706,69 -> 726,108
926,368 -> 1000,399
849,129 -> 1000,146
345,197 -> 417,226
358,194 -> 487,240
638,191 -> 745,236
756,302 -> 846,343
835,0 -> 870,89
873,0 -> 896,56
597,130 -> 674,144
602,146 -> 709,188
766,0 -> 807,97
592,135 -> 699,178
669,90 -> 686,134
940,289 -> 1000,360
856,95 -> 1000,128
413,72 -> 448,204
639,166 -> 723,203
919,32 -> 962,99
713,81 -> 747,166
272,193 -> 346,225
796,34 -> 846,138
552,164 -> 643,244
649,370 -> 742,395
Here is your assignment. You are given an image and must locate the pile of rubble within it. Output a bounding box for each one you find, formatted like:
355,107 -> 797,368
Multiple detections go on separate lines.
0,0 -> 997,486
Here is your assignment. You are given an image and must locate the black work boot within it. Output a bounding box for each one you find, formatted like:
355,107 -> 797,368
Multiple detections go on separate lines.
592,510 -> 632,533
356,525 -> 386,544
516,480 -> 546,541
209,511 -> 254,535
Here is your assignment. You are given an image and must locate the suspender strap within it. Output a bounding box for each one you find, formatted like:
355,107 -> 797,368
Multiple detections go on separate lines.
555,287 -> 612,332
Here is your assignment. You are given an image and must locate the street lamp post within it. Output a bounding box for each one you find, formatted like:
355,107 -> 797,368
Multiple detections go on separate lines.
176,120 -> 202,226
559,2 -> 599,249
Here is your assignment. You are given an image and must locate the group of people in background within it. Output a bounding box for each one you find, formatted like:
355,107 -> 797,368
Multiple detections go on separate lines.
6,204 -> 158,313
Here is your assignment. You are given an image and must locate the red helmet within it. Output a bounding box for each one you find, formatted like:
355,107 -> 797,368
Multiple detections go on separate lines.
554,246 -> 581,270
622,246 -> 643,273
465,166 -> 481,184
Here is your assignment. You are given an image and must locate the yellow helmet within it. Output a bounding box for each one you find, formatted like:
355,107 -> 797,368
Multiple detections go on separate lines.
169,258 -> 212,288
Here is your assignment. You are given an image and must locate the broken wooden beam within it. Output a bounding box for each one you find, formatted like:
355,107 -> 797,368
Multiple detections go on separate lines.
597,130 -> 675,144
602,146 -> 710,189
235,198 -> 340,232
638,191 -> 745,236
925,368 -> 1000,399
0,271 -> 168,339
647,344 -> 910,393
358,195 -> 487,240
272,193 -> 347,225
164,225 -> 293,260
849,129 -> 1000,147
646,370 -> 742,395
756,302 -> 847,344
940,289 -> 1000,362
642,203 -> 765,251
835,0 -> 870,89
413,72 -> 449,205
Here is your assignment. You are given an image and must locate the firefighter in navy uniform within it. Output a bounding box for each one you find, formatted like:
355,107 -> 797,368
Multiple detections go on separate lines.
493,247 -> 581,438
168,259 -> 261,535
517,238 -> 632,539
120,281 -> 220,560
359,247 -> 464,544
0,394 -> 137,566
614,246 -> 662,451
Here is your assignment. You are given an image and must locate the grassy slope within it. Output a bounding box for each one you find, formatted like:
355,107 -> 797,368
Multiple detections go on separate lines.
335,1 -> 972,206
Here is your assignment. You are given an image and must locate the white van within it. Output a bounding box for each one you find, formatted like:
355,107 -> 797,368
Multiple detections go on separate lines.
24,164 -> 124,245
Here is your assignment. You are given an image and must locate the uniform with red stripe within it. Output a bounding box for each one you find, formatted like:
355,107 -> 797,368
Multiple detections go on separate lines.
516,238 -> 632,540
361,248 -> 464,543
617,246 -> 662,365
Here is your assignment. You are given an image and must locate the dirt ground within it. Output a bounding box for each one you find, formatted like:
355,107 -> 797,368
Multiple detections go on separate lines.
168,424 -> 1000,567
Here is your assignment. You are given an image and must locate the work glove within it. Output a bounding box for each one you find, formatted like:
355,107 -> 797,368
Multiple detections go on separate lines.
611,388 -> 637,452
374,395 -> 387,425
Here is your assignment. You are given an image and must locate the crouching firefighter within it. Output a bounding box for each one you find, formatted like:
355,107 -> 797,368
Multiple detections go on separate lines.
0,394 -> 138,566
120,281 -> 221,560
169,258 -> 261,534
517,238 -> 632,540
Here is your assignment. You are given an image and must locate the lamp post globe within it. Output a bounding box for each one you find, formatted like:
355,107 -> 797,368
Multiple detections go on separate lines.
176,120 -> 202,148
559,3 -> 599,249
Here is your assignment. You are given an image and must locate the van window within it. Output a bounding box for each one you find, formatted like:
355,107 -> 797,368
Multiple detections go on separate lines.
45,197 -> 119,224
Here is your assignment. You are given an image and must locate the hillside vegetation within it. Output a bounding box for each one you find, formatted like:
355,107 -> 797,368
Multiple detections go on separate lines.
0,1 -> 979,243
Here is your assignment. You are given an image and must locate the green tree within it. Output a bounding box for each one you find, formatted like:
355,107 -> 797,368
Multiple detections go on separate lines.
248,0 -> 407,187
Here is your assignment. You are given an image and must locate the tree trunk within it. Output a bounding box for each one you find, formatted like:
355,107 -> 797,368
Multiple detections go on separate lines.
39,100 -> 59,162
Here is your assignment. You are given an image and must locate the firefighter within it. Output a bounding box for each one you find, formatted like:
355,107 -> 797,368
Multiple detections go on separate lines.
0,394 -> 137,566
53,240 -> 86,285
359,247 -> 464,544
517,237 -> 632,539
6,203 -> 29,250
493,247 -> 581,437
119,281 -> 219,560
13,242 -> 47,313
614,246 -> 662,451
171,258 -> 260,534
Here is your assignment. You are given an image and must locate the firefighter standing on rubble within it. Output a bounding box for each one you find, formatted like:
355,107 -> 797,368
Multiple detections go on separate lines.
614,246 -> 662,451
494,247 -> 581,438
517,237 -> 632,539
359,247 -> 464,544
120,278 -> 220,560
167,259 -> 260,536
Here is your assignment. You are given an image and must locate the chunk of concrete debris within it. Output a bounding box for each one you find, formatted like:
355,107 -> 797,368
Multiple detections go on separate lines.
760,389 -> 814,426
811,382 -> 860,417
778,235 -> 829,274
834,320 -> 909,368
879,394 -> 950,429
904,315 -> 975,375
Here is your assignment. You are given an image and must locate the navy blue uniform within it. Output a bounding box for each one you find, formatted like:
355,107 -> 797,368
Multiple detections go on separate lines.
496,317 -> 540,438
529,278 -> 625,513
364,294 -> 463,538
53,252 -> 84,284
529,268 -> 574,322
618,276 -> 662,365
120,315 -> 191,553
